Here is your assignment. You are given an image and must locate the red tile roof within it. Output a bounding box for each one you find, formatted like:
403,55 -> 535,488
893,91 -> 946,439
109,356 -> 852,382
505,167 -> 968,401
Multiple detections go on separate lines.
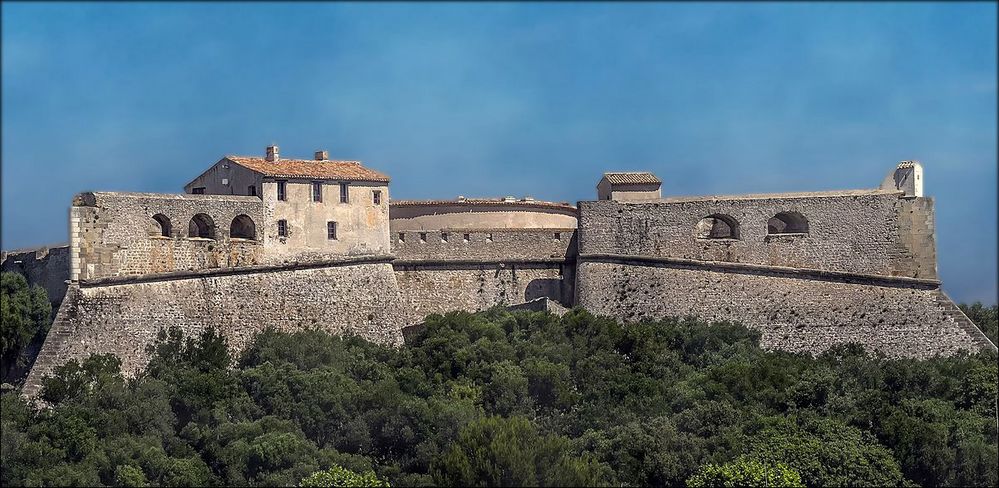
602,172 -> 661,185
226,156 -> 390,182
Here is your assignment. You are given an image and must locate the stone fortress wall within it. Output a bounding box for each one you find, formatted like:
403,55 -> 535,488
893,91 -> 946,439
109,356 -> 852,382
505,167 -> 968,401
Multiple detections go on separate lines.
7,152 -> 996,398
69,192 -> 264,282
389,199 -> 578,322
576,190 -> 936,278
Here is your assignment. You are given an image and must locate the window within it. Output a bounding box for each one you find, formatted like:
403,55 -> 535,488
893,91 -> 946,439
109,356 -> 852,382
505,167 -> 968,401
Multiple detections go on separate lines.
441,232 -> 448,243
398,232 -> 405,243
277,180 -> 287,201
192,187 -> 206,195
419,232 -> 427,243
230,215 -> 256,240
188,213 -> 215,239
463,233 -> 470,243
767,212 -> 809,235
696,214 -> 740,239
277,219 -> 288,237
340,183 -> 349,203
554,232 -> 561,241
327,221 -> 338,240
248,185 -> 257,196
486,233 -> 493,243
150,214 -> 171,237
373,190 -> 382,205
312,182 -> 323,202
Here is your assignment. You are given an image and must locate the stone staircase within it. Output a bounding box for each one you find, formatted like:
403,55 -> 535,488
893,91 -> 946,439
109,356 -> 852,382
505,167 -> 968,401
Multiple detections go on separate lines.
934,290 -> 997,352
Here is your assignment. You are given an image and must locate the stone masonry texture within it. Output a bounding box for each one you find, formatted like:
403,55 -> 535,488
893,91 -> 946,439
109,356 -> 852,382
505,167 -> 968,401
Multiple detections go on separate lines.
21,260 -> 405,398
12,160 -> 997,399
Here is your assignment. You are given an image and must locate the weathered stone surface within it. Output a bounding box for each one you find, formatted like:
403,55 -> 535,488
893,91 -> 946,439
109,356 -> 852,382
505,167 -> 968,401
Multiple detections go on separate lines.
574,260 -> 990,358
21,260 -> 405,398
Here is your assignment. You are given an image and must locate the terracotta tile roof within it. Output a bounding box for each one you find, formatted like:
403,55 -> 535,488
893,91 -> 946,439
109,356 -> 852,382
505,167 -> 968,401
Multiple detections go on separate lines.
602,172 -> 661,185
226,156 -> 390,182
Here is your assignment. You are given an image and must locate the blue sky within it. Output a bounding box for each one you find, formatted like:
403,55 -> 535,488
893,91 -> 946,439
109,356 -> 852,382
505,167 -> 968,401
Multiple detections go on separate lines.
2,2 -> 996,303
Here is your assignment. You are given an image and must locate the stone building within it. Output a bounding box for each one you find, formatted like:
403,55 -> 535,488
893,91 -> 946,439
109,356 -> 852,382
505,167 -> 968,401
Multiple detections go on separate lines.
5,148 -> 994,398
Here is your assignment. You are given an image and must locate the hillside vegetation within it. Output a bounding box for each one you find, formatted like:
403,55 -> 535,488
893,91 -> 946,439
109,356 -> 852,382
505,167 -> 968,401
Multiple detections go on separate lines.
1,306 -> 997,487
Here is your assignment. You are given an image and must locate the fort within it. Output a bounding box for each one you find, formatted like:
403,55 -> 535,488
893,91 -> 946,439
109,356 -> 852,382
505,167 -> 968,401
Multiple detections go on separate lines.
3,146 -> 994,397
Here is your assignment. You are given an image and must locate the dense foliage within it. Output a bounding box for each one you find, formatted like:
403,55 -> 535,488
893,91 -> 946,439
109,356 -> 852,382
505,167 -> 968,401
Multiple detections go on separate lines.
0,272 -> 50,381
2,308 -> 996,487
960,302 -> 998,344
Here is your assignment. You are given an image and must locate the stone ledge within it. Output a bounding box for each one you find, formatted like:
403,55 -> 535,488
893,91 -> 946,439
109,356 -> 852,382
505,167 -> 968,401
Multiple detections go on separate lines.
578,253 -> 941,289
77,254 -> 397,288
392,257 -> 572,268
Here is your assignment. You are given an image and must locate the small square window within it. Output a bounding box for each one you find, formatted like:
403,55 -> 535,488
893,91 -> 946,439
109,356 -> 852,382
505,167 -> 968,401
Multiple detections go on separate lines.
486,233 -> 493,242
419,232 -> 427,243
441,232 -> 448,243
277,181 -> 287,201
554,232 -> 561,241
248,185 -> 257,196
277,219 -> 288,237
373,190 -> 382,205
327,221 -> 337,240
340,183 -> 349,203
312,182 -> 323,202
463,233 -> 470,243
398,233 -> 405,243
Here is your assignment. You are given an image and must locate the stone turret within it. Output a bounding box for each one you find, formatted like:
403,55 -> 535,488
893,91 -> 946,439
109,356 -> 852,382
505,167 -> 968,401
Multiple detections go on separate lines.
880,160 -> 923,198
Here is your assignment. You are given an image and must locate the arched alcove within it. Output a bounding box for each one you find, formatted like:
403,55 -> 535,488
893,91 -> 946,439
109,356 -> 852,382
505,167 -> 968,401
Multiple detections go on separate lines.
230,214 -> 256,240
696,214 -> 740,239
149,214 -> 171,237
188,213 -> 216,239
767,212 -> 809,234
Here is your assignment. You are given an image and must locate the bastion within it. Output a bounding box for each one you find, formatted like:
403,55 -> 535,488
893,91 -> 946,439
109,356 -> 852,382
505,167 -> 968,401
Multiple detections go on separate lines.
4,148 -> 993,397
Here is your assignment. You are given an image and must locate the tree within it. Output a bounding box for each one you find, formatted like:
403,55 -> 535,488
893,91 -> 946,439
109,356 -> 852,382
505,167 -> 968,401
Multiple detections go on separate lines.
299,465 -> 389,487
432,416 -> 609,487
0,272 -> 50,379
687,457 -> 804,487
960,302 -> 997,344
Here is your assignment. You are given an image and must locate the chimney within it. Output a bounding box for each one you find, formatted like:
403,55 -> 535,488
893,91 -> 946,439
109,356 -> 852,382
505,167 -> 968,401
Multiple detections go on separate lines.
315,150 -> 329,161
265,145 -> 279,162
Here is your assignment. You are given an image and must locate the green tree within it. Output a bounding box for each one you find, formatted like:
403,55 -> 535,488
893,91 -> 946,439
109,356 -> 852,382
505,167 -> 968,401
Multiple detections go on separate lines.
432,416 -> 609,486
300,465 -> 390,487
960,302 -> 998,344
0,272 -> 51,378
687,457 -> 804,487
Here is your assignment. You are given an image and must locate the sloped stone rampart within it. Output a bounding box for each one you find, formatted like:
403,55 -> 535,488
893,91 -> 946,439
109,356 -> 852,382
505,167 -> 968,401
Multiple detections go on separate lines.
21,259 -> 405,398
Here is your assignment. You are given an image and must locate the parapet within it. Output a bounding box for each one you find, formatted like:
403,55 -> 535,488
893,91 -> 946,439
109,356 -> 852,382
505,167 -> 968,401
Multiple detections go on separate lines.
390,197 -> 578,231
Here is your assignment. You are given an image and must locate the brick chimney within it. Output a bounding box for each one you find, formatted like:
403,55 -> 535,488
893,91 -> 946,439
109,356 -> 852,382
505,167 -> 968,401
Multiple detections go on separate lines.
315,150 -> 329,161
265,145 -> 279,162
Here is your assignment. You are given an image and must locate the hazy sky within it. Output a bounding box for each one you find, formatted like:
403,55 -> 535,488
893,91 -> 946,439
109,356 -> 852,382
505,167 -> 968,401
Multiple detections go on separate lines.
2,2 -> 996,303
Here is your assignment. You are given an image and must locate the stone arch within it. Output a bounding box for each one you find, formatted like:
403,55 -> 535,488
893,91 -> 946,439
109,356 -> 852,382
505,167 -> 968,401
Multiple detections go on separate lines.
767,211 -> 808,234
188,213 -> 216,239
696,214 -> 740,239
149,213 -> 171,237
229,214 -> 256,240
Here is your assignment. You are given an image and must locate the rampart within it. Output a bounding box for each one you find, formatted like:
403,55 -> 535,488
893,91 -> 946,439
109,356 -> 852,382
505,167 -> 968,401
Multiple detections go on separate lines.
9,154 -> 997,399
573,188 -> 992,358
388,199 -> 579,321
576,190 -> 936,279
21,257 -> 406,398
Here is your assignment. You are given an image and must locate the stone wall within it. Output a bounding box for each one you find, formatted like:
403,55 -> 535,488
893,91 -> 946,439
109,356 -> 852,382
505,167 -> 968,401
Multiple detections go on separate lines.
575,259 -> 992,358
389,200 -> 578,231
1,245 -> 70,307
71,192 -> 265,281
22,258 -> 406,398
392,229 -> 576,261
394,263 -> 570,323
577,190 -> 935,279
